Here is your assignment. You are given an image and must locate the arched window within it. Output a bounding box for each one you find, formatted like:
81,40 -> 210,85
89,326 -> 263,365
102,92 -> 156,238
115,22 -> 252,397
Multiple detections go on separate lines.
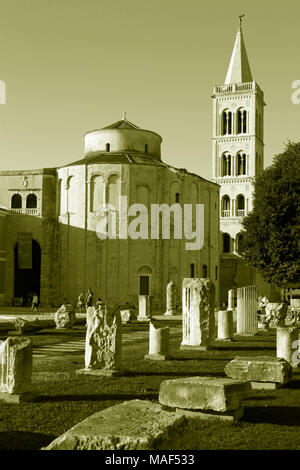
26,194 -> 37,209
11,194 -> 22,209
145,144 -> 148,154
202,264 -> 208,277
215,266 -> 218,280
221,195 -> 230,217
237,109 -> 247,134
222,153 -> 231,176
90,175 -> 105,212
237,153 -> 247,176
190,263 -> 195,278
236,233 -> 244,254
106,143 -> 110,152
107,174 -> 120,210
223,233 -> 230,253
67,176 -> 77,213
236,195 -> 245,217
175,192 -> 180,203
57,179 -> 62,216
222,110 -> 232,135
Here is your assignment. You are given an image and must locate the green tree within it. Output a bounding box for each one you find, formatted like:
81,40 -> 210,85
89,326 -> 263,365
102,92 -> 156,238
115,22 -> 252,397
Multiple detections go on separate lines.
240,141 -> 300,288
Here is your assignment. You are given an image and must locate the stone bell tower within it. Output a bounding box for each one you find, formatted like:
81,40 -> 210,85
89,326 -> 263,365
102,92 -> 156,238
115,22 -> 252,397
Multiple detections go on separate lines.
211,20 -> 265,302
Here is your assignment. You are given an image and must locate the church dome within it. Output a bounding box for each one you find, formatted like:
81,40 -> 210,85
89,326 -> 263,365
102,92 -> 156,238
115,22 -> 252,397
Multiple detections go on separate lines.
84,116 -> 162,160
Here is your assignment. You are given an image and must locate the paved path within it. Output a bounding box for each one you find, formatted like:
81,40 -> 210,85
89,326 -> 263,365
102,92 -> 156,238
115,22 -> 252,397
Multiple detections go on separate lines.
33,326 -> 182,358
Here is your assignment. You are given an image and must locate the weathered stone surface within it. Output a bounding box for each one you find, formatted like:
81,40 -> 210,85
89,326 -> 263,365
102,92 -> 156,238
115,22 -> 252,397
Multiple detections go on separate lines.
228,289 -> 235,310
137,295 -> 152,321
0,337 -> 32,394
217,309 -> 233,340
159,376 -> 250,412
276,327 -> 299,364
13,318 -> 48,334
149,323 -> 169,355
236,285 -> 257,335
266,303 -> 288,327
181,278 -> 215,348
175,406 -> 244,422
43,399 -> 190,450
225,356 -> 292,384
120,309 -> 135,323
145,323 -> 170,360
84,304 -> 122,371
165,281 -> 177,316
54,304 -> 75,329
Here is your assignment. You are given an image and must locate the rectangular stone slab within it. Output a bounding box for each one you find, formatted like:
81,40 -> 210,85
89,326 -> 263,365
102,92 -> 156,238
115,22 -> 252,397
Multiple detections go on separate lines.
176,406 -> 244,422
159,376 -> 251,412
225,356 -> 293,384
43,400 -> 190,450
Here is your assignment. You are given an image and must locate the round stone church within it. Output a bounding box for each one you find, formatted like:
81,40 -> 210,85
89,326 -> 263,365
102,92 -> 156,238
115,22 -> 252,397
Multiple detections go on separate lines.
0,116 -> 220,310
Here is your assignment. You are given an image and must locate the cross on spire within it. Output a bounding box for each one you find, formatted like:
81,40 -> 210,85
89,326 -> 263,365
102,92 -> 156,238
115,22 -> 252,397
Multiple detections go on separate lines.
239,14 -> 245,28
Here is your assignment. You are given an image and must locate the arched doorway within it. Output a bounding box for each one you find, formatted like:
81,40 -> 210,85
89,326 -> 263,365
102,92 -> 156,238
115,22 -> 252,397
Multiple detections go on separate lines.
14,240 -> 41,305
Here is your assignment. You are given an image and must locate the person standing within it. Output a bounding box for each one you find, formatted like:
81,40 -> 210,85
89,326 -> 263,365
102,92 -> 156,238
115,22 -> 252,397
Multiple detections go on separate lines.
31,293 -> 39,313
78,292 -> 85,312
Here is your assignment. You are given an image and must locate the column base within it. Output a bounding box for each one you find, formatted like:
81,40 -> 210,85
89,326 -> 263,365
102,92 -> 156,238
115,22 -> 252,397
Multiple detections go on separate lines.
0,392 -> 38,403
250,381 -> 284,390
215,338 -> 233,342
180,344 -> 215,351
137,316 -> 151,322
144,353 -> 171,361
76,368 -> 126,377
164,310 -> 177,316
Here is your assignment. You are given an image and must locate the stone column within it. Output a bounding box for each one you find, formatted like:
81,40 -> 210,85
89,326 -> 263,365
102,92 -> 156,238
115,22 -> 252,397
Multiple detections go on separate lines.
228,289 -> 235,310
276,327 -> 299,366
145,323 -> 170,360
165,281 -> 177,316
217,309 -> 233,340
181,278 -> 215,350
236,285 -> 257,335
137,295 -> 152,322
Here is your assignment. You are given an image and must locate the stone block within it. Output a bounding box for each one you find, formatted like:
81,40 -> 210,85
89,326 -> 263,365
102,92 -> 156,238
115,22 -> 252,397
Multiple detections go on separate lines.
54,303 -> 75,329
0,337 -> 32,394
120,309 -> 135,323
266,303 -> 288,327
159,376 -> 250,413
175,406 -> 244,422
43,399 -> 190,450
225,356 -> 292,384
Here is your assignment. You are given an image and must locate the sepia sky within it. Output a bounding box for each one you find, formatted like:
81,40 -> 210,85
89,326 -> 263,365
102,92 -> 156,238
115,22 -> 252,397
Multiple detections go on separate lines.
0,0 -> 299,180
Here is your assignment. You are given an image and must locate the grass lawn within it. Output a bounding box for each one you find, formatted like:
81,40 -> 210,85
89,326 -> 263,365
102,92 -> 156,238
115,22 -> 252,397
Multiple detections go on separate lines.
0,324 -> 299,450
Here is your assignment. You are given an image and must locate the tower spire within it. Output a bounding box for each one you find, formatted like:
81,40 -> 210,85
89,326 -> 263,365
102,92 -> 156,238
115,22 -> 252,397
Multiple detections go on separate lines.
225,17 -> 253,84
